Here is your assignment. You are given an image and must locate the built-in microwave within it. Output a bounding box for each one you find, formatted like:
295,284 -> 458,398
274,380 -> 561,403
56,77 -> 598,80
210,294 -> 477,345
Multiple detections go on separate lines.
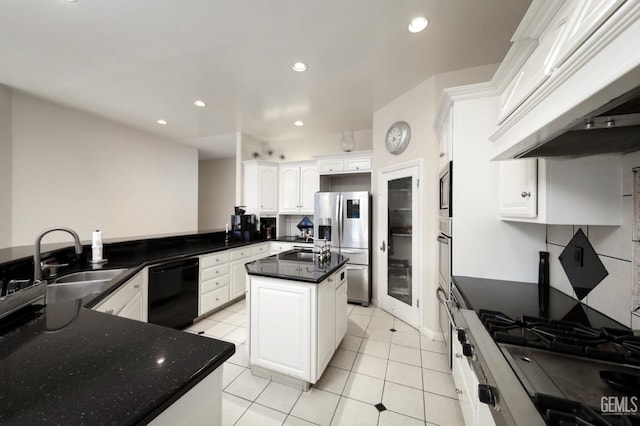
439,161 -> 452,218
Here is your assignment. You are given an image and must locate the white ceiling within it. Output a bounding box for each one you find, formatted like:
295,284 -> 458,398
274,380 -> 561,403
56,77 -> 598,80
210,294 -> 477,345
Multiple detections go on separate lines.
0,0 -> 531,159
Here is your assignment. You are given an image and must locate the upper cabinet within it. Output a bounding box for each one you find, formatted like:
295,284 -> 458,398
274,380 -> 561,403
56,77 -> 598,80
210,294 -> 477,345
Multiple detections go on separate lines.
243,161 -> 278,215
435,105 -> 454,170
491,0 -> 636,159
499,154 -> 623,225
316,151 -> 372,175
279,162 -> 319,214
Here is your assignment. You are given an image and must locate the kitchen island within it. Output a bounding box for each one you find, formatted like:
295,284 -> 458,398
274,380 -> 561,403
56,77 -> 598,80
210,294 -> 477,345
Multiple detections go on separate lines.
245,250 -> 348,390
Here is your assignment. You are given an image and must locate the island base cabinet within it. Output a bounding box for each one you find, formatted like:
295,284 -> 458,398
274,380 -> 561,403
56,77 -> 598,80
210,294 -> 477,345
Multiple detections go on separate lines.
335,279 -> 348,349
150,368 -> 222,426
250,278 -> 313,381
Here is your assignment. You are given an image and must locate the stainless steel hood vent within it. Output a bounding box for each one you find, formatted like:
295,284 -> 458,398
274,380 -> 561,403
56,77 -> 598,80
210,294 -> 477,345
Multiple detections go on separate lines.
518,88 -> 640,158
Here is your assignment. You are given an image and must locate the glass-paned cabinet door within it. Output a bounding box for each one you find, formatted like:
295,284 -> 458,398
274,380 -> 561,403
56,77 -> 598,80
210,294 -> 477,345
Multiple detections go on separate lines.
387,176 -> 413,305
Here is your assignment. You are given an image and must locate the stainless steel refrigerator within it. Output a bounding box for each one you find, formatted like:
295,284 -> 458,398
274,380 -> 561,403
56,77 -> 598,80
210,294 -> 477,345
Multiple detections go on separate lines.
314,191 -> 372,306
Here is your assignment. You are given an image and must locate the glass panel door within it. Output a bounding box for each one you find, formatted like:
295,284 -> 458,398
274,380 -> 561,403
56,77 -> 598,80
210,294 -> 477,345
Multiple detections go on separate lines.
387,177 -> 413,305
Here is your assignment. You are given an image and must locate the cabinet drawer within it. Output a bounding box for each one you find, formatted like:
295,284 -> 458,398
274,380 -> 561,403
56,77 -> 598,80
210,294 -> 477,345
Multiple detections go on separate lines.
343,158 -> 371,172
318,159 -> 344,174
201,251 -> 230,268
200,286 -> 230,314
270,242 -> 293,254
202,264 -> 229,281
230,248 -> 252,261
251,244 -> 269,257
201,274 -> 230,294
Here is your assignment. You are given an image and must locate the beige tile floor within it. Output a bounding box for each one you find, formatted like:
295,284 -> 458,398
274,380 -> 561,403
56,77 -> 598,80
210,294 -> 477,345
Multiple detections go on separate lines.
186,299 -> 464,426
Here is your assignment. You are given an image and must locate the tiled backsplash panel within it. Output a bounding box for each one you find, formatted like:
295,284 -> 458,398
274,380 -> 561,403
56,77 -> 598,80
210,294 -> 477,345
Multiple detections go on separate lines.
546,151 -> 637,328
558,229 -> 608,300
589,196 -> 633,261
586,256 -> 632,326
548,243 -> 577,299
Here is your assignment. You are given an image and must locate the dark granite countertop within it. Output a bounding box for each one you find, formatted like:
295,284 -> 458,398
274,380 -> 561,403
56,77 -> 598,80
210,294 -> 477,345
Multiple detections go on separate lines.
246,250 -> 348,283
0,302 -> 235,425
452,275 -> 625,329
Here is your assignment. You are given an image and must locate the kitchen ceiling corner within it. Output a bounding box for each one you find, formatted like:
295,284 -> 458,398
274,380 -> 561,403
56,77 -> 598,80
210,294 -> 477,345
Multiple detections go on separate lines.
0,0 -> 530,158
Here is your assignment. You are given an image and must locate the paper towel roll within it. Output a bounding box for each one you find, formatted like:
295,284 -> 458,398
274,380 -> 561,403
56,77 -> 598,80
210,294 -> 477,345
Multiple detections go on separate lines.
92,230 -> 103,261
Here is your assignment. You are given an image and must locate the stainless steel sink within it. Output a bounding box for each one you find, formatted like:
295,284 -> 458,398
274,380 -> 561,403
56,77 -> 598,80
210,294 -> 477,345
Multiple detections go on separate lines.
54,268 -> 127,284
46,268 -> 128,304
281,250 -> 316,262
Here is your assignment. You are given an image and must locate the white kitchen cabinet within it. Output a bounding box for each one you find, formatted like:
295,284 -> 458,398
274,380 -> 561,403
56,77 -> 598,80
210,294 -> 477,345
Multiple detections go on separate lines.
243,161 -> 278,215
93,269 -> 147,322
436,104 -> 453,170
499,158 -> 538,218
279,162 -> 318,214
229,246 -> 259,300
334,270 -> 348,349
270,241 -> 294,254
249,266 -> 346,384
499,154 -> 622,225
315,151 -> 372,175
250,277 -> 313,380
199,251 -> 231,315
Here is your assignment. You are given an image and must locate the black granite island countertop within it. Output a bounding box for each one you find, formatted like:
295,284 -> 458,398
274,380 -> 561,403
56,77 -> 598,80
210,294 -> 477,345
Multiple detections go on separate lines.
0,301 -> 235,425
246,250 -> 349,283
452,275 -> 626,329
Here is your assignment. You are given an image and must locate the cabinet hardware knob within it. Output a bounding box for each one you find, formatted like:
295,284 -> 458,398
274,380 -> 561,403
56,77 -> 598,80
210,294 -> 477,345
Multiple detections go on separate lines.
356,167 -> 359,170
134,284 -> 140,289
521,191 -> 531,198
329,168 -> 333,171
106,309 -> 114,315
439,152 -> 445,158
455,353 -> 462,358
455,389 -> 463,395
215,298 -> 219,301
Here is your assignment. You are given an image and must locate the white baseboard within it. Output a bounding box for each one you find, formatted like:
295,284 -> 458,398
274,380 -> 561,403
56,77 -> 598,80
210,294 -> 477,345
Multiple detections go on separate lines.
421,326 -> 444,342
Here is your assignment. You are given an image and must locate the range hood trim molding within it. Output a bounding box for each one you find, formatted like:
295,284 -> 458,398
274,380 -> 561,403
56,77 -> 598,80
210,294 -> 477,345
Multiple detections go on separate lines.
489,0 -> 640,160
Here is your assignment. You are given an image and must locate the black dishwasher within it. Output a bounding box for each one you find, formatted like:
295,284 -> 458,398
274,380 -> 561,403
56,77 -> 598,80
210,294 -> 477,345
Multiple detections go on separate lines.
148,258 -> 199,329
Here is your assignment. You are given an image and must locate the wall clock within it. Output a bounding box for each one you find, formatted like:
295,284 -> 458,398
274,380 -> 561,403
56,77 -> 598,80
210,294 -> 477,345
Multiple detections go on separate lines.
385,121 -> 411,155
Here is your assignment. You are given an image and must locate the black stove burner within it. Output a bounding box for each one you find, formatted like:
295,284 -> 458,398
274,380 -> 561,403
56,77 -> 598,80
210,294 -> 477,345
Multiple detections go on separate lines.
478,309 -> 640,366
535,393 -> 640,426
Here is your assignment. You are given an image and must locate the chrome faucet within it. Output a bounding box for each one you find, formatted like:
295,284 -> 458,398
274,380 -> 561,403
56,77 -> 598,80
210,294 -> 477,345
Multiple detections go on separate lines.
34,227 -> 83,283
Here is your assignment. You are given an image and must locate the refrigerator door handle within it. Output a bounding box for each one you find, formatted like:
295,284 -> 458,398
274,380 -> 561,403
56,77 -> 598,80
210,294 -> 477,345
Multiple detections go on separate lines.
339,194 -> 344,249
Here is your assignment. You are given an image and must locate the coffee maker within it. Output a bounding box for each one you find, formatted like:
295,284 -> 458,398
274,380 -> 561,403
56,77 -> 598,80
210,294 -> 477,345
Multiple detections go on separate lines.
230,213 -> 260,241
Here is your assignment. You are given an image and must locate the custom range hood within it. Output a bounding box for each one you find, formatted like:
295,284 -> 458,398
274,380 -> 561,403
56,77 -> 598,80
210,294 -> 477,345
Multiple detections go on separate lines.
517,86 -> 640,158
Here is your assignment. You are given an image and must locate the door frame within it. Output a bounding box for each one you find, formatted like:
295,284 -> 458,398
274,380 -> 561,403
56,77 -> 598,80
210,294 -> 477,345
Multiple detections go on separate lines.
375,159 -> 424,329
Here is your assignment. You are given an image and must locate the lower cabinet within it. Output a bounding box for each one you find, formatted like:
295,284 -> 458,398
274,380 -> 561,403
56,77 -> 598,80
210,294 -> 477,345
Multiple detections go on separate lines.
334,271 -> 348,349
93,269 -> 148,322
249,266 -> 347,384
452,338 -> 495,426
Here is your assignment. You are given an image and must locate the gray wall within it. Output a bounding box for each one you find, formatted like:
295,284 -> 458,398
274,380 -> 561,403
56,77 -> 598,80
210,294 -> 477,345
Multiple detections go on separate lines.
199,157 -> 236,231
0,86 -> 11,248
5,90 -> 199,247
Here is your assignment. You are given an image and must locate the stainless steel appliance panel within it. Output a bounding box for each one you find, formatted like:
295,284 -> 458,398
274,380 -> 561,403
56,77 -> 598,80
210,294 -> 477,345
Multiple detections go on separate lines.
439,161 -> 452,218
315,191 -> 372,305
340,191 -> 370,250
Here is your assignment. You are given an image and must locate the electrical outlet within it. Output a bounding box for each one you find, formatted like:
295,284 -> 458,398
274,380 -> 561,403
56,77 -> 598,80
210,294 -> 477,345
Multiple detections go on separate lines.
574,246 -> 584,267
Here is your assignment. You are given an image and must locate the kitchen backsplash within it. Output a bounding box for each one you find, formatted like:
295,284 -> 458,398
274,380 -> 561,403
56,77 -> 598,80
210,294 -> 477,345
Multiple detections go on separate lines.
546,151 -> 640,329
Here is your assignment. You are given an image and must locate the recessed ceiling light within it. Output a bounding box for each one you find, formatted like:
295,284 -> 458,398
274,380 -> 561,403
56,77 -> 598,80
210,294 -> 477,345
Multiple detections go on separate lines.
292,62 -> 307,72
193,100 -> 206,107
156,119 -> 168,125
294,120 -> 304,127
408,17 -> 428,33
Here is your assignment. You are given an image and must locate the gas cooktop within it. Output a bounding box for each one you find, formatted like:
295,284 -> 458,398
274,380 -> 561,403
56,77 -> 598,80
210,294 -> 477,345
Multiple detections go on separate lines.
480,310 -> 640,425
